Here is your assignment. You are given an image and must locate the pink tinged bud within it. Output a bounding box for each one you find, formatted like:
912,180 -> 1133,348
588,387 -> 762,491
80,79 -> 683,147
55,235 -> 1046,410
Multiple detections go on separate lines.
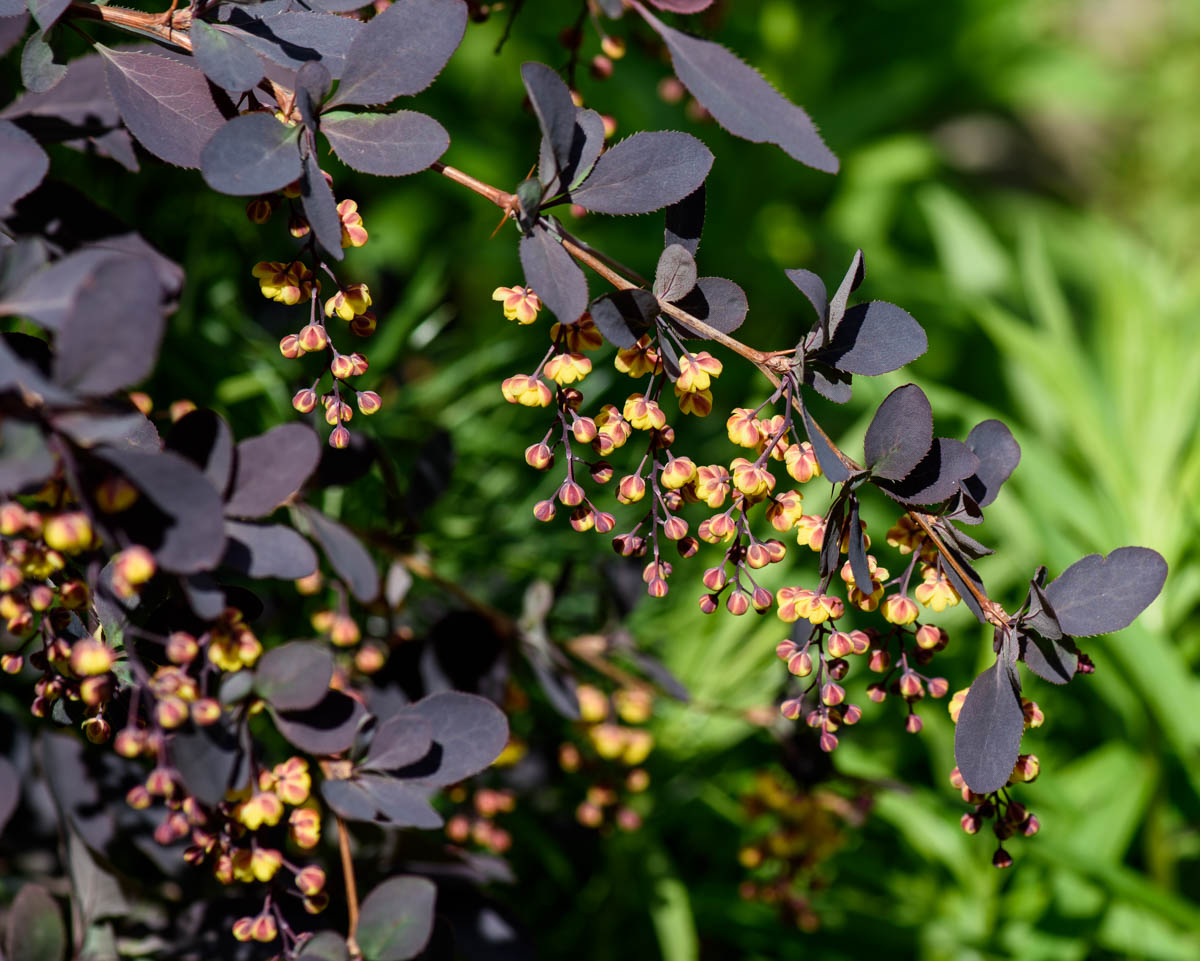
780,698 -> 803,720
114,728 -> 144,758
752,587 -> 773,612
819,732 -> 839,752
961,812 -> 981,835
927,677 -> 950,698
232,917 -> 255,942
558,480 -> 585,506
251,914 -> 278,943
703,567 -> 728,591
647,577 -> 669,598
826,631 -> 853,658
868,649 -> 891,673
821,683 -> 845,707
292,388 -> 318,413
915,624 -> 942,650
330,353 -> 355,380
867,683 -> 887,703
297,323 -> 328,352
905,713 -> 924,734
525,443 -> 554,470
145,770 -> 174,798
573,417 -> 598,443
1022,699 -> 1044,728
83,716 -> 111,743
698,594 -> 719,614
279,334 -> 305,359
842,704 -> 862,725
593,511 -> 616,534
662,516 -> 688,541
898,672 -> 924,699
356,390 -> 382,415
992,847 -> 1013,870
787,651 -> 813,677
726,591 -> 749,615
676,536 -> 699,558
569,506 -> 596,532
296,865 -> 326,896
1,654 -> 22,674
616,474 -> 646,504
744,543 -> 771,570
1022,814 -> 1040,837
329,426 -> 351,449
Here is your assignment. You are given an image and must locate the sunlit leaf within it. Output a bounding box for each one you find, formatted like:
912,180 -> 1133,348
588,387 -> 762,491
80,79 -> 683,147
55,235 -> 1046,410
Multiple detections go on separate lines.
653,244 -> 698,302
519,225 -> 588,323
298,505 -> 379,602
200,112 -> 302,196
953,637 -> 1024,794
226,423 -> 320,518
189,20 -> 264,92
569,131 -> 712,215
1043,547 -> 1168,637
254,641 -> 333,712
322,110 -> 449,176
357,876 -> 437,961
863,384 -> 933,481
274,689 -> 366,755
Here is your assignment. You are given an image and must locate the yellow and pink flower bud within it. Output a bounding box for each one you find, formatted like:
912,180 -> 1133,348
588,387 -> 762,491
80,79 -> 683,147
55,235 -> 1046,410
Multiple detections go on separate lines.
492,285 -> 541,324
338,199 -> 368,248
500,374 -> 552,407
622,394 -> 666,431
725,408 -> 761,448
289,807 -> 321,848
70,639 -> 114,677
329,425 -> 352,449
784,442 -> 821,483
881,594 -> 919,625
545,352 -> 592,385
297,323 -> 329,353
660,456 -> 696,490
44,512 -> 93,554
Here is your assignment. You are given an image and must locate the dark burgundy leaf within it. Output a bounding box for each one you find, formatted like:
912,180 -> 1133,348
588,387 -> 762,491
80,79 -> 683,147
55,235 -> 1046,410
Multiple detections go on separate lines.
189,20 -> 264,92
568,131 -> 712,215
939,541 -> 988,624
55,257 -> 164,395
846,495 -> 873,593
664,183 -> 704,255
1,52 -> 118,128
328,0 -> 466,107
0,419 -> 54,495
0,248 -> 116,330
98,46 -> 225,168
785,268 -> 827,325
589,288 -> 659,348
876,438 -> 979,506
657,327 -> 680,380
653,244 -> 697,302
358,775 -> 443,828
299,504 -> 380,602
804,363 -> 853,404
1019,628 -> 1078,686
362,714 -> 434,771
226,11 -> 364,79
296,931 -> 350,961
92,232 -> 184,299
962,419 -> 1020,509
638,3 -> 837,173
648,0 -> 713,10
274,688 -> 366,755
305,0 -> 371,10
182,572 -> 225,619
938,520 -> 994,559
522,61 -> 576,181
226,422 -> 320,518
40,734 -> 115,850
800,403 -> 850,484
954,637 -> 1024,794
519,225 -> 588,323
95,448 -> 226,573
1022,577 -> 1061,639
223,520 -> 318,580
172,724 -> 242,807
670,276 -> 747,335
28,0 -> 68,31
819,493 -> 847,580
322,109 -> 449,176
166,409 -> 234,495
0,13 -> 28,57
254,640 -> 333,712
1043,546 -> 1168,637
0,121 -> 49,211
320,778 -> 379,821
0,334 -> 72,405
0,239 -> 48,301
863,384 -> 933,480
549,107 -> 606,194
54,410 -> 158,452
827,250 -> 864,333
21,30 -> 67,94
527,651 -> 580,720
200,112 -> 302,196
0,756 -> 18,835
356,876 -> 437,961
595,0 -> 624,16
300,148 -> 344,260
400,691 -> 508,787
295,60 -> 332,127
820,301 -> 927,376
6,883 -> 66,961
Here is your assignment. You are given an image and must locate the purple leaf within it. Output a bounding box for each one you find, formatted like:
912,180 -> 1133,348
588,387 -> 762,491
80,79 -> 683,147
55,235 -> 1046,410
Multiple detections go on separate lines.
54,256 -> 164,396
189,20 -> 264,92
653,244 -> 697,302
0,420 -> 53,496
400,691 -> 508,787
803,363 -> 853,404
819,301 -> 927,376
568,131 -> 712,215
637,2 -> 837,173
254,640 -> 333,712
295,61 -> 331,127
273,688 -> 366,755
322,776 -> 442,828
21,30 -> 67,95
53,409 -> 158,451
296,932 -> 350,961
648,0 -> 713,10
827,249 -> 864,334
589,288 -> 659,348
226,422 -> 320,518
962,419 -> 1020,509
6,884 -> 66,961
0,13 -> 28,58
664,183 -> 704,255
785,268 -> 827,325
0,121 -> 49,211
95,448 -> 227,573
671,276 -> 747,335
863,384 -> 933,480
227,11 -> 364,79
327,0 -> 466,108
28,0 -> 68,31
954,642 -> 1025,794
551,107 -> 607,194
0,248 -> 116,330
320,778 -> 377,821
200,112 -> 302,196
165,409 -> 234,495
223,520 -> 318,580
300,148 -> 344,261
819,494 -> 847,580
362,714 -> 434,772
846,495 -> 873,592
172,724 -> 244,806
0,57 -> 115,126
0,756 -> 18,835
519,225 -> 588,323
356,876 -> 437,961
299,504 -> 380,602
1019,628 -> 1077,686
322,109 -> 449,176
940,541 -> 988,624
876,438 -> 979,507
800,403 -> 850,484
305,0 -> 371,10
523,61 -> 576,182
1043,547 -> 1167,637
98,46 -> 225,168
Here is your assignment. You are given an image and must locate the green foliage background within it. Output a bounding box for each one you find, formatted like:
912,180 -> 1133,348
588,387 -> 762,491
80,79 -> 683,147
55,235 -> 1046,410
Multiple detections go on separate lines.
30,0 -> 1200,957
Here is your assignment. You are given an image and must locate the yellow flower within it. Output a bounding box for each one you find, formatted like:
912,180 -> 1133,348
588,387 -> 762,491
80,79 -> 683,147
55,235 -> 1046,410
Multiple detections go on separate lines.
492,285 -> 541,324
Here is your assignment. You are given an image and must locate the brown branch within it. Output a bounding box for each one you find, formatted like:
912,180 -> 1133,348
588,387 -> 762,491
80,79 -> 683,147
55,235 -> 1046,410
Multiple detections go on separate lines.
68,1 -> 194,50
336,815 -> 363,960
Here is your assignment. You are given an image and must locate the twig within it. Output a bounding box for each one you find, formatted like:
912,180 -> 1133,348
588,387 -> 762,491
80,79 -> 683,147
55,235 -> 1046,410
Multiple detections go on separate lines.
336,816 -> 362,960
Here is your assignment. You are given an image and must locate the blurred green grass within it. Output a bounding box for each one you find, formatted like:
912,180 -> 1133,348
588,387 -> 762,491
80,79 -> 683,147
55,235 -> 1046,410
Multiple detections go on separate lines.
37,0 -> 1200,957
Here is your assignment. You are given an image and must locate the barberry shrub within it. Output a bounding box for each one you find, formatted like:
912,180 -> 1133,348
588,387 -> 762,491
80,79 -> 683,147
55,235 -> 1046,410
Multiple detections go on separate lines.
0,0 -> 1169,958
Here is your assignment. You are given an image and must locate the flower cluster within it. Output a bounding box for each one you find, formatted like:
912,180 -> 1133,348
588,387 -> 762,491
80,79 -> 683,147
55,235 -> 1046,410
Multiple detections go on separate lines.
249,172 -> 382,449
